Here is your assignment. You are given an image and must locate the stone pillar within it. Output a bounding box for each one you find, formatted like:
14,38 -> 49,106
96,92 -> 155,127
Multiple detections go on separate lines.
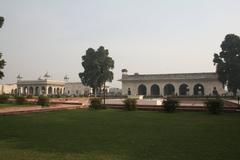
27,86 -> 30,95
188,85 -> 193,96
32,86 -> 35,96
158,83 -> 162,97
61,87 -> 63,95
46,86 -> 48,96
34,86 -> 37,96
39,86 -> 42,95
18,87 -> 21,95
147,84 -> 151,96
174,83 -> 179,96
61,87 -> 64,95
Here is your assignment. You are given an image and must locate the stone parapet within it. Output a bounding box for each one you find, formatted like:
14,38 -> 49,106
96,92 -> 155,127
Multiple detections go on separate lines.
121,72 -> 218,81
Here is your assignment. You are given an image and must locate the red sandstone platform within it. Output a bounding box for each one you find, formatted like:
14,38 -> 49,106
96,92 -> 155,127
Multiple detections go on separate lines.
0,104 -> 87,116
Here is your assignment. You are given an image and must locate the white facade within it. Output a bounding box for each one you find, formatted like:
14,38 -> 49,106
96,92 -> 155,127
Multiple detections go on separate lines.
1,79 -> 91,97
0,83 -> 17,94
17,80 -> 65,96
64,82 -> 90,96
120,71 -> 225,97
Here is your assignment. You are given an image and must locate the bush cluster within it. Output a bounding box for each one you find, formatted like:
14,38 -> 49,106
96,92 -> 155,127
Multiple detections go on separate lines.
89,98 -> 105,109
37,96 -> 50,107
123,98 -> 137,111
205,98 -> 224,114
0,94 -> 9,103
162,99 -> 179,113
26,95 -> 33,99
15,96 -> 26,105
48,95 -> 66,98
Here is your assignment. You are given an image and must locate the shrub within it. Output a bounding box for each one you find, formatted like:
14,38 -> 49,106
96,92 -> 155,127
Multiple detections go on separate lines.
123,98 -> 137,111
162,99 -> 179,113
26,95 -> 33,99
205,98 -> 224,114
15,96 -> 26,105
37,96 -> 50,107
89,98 -> 104,109
0,94 -> 9,103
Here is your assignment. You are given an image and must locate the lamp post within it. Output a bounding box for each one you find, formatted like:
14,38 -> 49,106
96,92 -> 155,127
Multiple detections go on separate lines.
198,86 -> 201,96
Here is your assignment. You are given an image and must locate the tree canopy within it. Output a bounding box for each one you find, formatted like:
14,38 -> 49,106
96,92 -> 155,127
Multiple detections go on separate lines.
79,46 -> 114,95
0,16 -> 4,28
213,34 -> 240,95
0,16 -> 6,79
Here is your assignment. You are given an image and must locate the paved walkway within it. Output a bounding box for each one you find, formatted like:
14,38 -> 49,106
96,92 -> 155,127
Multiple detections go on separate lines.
225,99 -> 239,104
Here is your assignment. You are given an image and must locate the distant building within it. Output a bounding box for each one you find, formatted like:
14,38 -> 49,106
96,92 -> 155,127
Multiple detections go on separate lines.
0,83 -> 17,94
108,87 -> 122,96
120,70 -> 225,96
16,80 -> 91,96
17,79 -> 65,96
64,82 -> 91,96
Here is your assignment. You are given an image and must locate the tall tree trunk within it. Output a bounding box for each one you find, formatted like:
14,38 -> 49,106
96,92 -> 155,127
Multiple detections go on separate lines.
233,88 -> 237,96
103,82 -> 106,106
93,87 -> 96,97
99,86 -> 102,96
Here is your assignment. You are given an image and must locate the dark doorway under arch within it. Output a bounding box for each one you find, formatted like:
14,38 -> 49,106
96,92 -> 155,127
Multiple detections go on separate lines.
151,84 -> 160,96
179,84 -> 189,96
194,84 -> 204,96
164,84 -> 175,96
138,84 -> 147,95
35,87 -> 40,96
29,87 -> 34,95
48,87 -> 53,95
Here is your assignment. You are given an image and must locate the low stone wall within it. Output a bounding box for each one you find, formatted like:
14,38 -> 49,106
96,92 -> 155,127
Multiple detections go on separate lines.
105,99 -> 163,106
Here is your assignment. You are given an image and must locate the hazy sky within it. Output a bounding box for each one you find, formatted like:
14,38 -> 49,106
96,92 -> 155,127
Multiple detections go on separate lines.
0,0 -> 240,87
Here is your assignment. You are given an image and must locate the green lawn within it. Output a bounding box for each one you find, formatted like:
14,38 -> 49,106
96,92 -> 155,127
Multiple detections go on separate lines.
0,110 -> 240,160
0,103 -> 36,108
0,103 -> 17,107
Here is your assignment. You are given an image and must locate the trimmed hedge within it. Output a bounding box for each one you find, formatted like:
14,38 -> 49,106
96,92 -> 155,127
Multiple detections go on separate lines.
205,98 -> 224,114
0,94 -> 9,103
26,95 -> 33,99
89,98 -> 105,109
15,96 -> 26,105
162,99 -> 179,113
123,98 -> 137,111
37,96 -> 50,107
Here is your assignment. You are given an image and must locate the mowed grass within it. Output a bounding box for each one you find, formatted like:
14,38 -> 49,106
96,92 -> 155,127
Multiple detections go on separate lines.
0,103 -> 36,108
0,110 -> 240,160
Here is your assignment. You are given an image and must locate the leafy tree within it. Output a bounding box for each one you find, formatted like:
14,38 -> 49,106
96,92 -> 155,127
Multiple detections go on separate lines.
0,53 -> 6,79
0,16 -> 6,79
213,34 -> 240,95
0,16 -> 4,28
79,46 -> 114,96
